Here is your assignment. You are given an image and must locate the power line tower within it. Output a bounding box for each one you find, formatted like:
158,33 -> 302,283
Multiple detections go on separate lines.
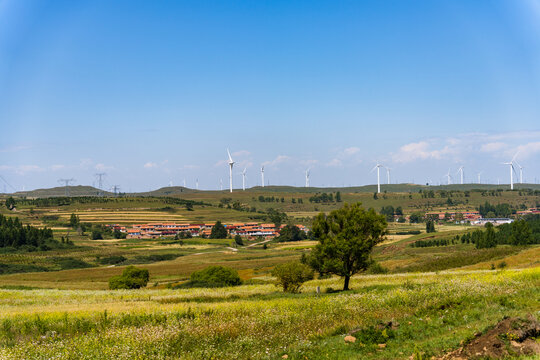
58,178 -> 75,196
112,185 -> 120,197
95,173 -> 106,196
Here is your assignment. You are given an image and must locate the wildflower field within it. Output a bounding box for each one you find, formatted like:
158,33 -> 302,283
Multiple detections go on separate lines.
0,268 -> 538,359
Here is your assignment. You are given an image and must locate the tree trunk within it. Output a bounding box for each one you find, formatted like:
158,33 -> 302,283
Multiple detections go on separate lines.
343,275 -> 350,291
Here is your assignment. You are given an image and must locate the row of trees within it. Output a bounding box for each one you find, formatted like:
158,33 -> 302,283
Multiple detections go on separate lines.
0,214 -> 57,249
477,201 -> 514,218
308,192 -> 342,203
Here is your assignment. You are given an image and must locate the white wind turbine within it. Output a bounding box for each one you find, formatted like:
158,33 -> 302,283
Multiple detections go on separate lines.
514,161 -> 524,184
196,179 -> 199,190
477,172 -> 482,184
220,179 -> 223,191
456,166 -> 464,185
227,149 -> 235,193
503,152 -> 519,190
261,166 -> 265,187
385,167 -> 391,185
305,169 -> 310,187
445,169 -> 452,185
371,162 -> 384,193
242,168 -> 247,191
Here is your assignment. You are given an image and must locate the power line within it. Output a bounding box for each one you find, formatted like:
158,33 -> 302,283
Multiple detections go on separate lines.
58,178 -> 75,196
0,174 -> 17,192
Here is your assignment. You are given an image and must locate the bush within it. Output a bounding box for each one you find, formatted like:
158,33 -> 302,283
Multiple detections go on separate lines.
98,255 -> 127,265
189,266 -> 241,287
91,230 -> 103,240
366,262 -> 389,274
109,266 -> 149,289
271,261 -> 314,293
234,235 -> 244,246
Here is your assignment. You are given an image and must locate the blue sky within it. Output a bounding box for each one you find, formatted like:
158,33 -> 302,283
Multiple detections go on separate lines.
1,0 -> 540,192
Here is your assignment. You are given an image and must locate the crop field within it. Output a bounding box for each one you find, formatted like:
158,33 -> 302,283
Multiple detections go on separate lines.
0,269 -> 538,359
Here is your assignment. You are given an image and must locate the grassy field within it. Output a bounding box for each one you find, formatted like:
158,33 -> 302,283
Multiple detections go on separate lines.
0,268 -> 538,359
0,190 -> 539,358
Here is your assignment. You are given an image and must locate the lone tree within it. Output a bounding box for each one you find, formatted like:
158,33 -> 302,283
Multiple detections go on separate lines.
210,220 -> 228,239
306,203 -> 387,290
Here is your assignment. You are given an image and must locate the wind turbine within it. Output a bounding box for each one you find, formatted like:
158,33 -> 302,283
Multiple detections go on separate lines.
242,168 -> 247,191
261,166 -> 265,188
385,167 -> 391,185
503,152 -> 519,190
514,161 -> 524,183
477,172 -> 482,184
371,162 -> 383,193
305,169 -> 310,187
456,166 -> 464,185
227,149 -> 234,193
445,169 -> 452,185
220,179 -> 223,191
196,179 -> 199,190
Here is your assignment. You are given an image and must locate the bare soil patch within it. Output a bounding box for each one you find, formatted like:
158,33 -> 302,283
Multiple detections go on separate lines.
439,315 -> 540,359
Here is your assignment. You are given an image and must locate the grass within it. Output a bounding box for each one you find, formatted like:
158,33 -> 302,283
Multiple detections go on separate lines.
0,268 -> 538,359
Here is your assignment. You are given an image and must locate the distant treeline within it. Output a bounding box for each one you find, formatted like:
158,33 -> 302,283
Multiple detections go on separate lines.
411,214 -> 540,249
12,196 -> 205,207
0,214 -> 56,250
309,192 -> 341,203
418,188 -> 540,199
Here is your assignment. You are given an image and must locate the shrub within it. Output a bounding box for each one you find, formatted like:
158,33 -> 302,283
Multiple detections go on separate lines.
109,266 -> 149,289
98,255 -> 127,265
91,230 -> 103,240
366,262 -> 389,274
271,261 -> 314,293
234,235 -> 244,246
189,266 -> 241,287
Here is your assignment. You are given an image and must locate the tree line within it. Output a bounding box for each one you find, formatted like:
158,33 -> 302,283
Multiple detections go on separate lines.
0,214 -> 58,250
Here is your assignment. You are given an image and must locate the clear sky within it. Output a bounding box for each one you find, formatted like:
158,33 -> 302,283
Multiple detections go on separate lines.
1,0 -> 539,192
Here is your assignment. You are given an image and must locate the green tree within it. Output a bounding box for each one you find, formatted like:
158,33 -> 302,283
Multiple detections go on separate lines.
69,213 -> 80,228
510,219 -> 532,245
276,225 -> 306,242
306,203 -> 387,290
190,266 -> 241,287
109,266 -> 149,289
336,191 -> 342,202
234,234 -> 244,246
426,219 -> 436,233
272,262 -> 314,293
210,221 -> 228,239
5,197 -> 15,210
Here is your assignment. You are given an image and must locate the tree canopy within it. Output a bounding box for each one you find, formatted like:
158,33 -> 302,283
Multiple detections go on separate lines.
210,221 -> 228,239
306,203 -> 387,290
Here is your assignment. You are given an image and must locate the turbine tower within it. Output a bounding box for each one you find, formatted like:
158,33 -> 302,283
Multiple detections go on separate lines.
445,169 -> 452,185
385,167 -> 391,185
242,168 -> 247,191
503,152 -> 519,190
261,166 -> 265,188
227,149 -> 234,193
371,163 -> 383,193
58,178 -> 75,196
305,169 -> 310,187
456,166 -> 464,185
220,179 -> 223,191
196,179 -> 199,190
514,161 -> 524,183
477,172 -> 482,184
